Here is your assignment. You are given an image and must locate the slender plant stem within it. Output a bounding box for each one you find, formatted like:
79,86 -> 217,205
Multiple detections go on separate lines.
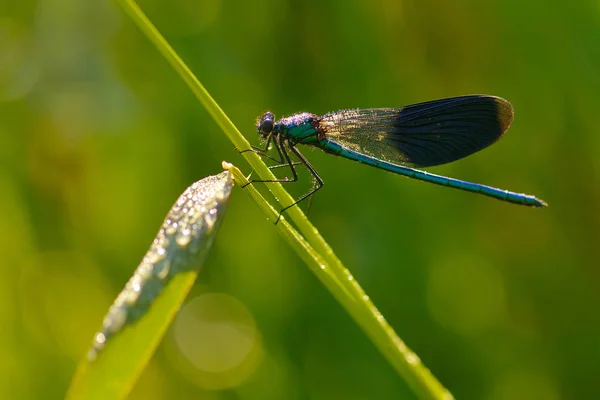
116,1 -> 454,398
225,163 -> 452,400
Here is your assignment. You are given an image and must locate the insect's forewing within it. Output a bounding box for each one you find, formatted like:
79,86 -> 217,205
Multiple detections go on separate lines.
320,95 -> 514,168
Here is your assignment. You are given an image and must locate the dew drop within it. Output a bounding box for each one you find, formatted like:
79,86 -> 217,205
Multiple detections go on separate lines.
176,234 -> 191,247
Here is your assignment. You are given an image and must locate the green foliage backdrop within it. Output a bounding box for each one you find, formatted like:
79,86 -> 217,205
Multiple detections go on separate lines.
1,0 -> 599,398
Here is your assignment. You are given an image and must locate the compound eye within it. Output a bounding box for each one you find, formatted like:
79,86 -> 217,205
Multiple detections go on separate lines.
260,119 -> 273,134
257,112 -> 274,136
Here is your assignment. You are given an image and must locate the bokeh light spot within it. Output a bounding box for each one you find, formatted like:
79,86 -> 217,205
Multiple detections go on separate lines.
167,293 -> 262,390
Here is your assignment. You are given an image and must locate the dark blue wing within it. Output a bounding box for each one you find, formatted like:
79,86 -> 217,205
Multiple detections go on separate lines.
320,95 -> 514,168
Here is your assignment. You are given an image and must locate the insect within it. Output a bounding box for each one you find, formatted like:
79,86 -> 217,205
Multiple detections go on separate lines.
244,95 -> 546,220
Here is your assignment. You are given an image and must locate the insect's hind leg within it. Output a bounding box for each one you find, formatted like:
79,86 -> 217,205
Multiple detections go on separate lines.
275,145 -> 324,224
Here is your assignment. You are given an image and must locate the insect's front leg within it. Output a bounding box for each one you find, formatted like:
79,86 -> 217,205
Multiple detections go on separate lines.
241,137 -> 298,188
238,135 -> 286,164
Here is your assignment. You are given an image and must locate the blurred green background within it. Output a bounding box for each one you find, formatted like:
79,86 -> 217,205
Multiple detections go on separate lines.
2,0 -> 599,398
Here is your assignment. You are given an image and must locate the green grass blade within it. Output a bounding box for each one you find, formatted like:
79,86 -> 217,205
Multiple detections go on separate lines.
106,2 -> 455,399
225,163 -> 453,400
67,172 -> 233,400
115,0 -> 307,227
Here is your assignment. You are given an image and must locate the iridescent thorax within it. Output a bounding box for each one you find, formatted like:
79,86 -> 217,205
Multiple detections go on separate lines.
257,112 -> 325,145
